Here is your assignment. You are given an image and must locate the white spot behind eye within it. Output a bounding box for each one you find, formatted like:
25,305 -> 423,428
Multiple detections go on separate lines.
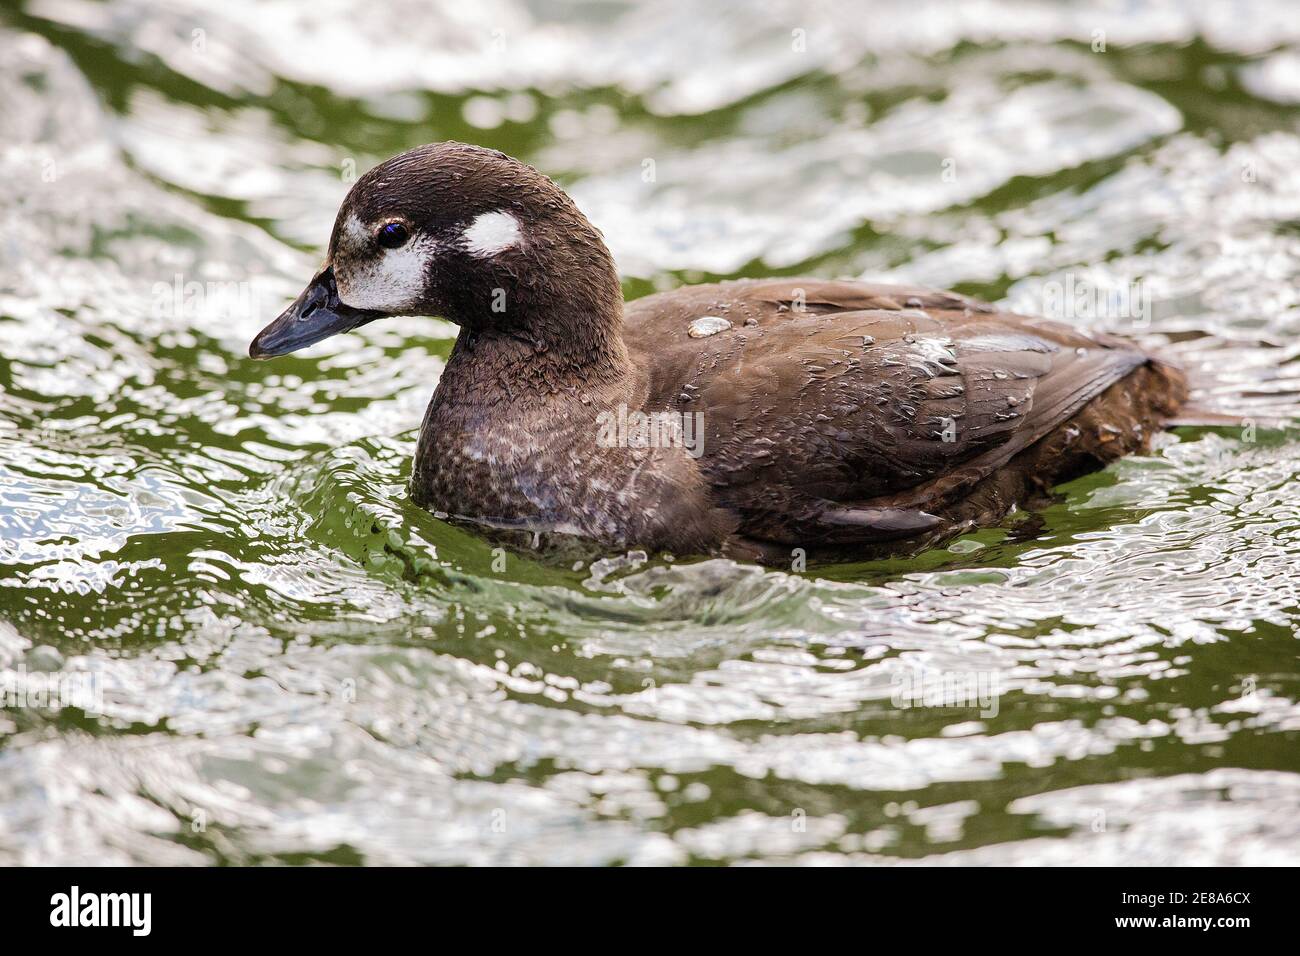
462,211 -> 522,257
335,212 -> 436,312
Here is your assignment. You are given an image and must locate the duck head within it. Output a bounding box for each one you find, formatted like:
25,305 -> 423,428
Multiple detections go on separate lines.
250,142 -> 623,361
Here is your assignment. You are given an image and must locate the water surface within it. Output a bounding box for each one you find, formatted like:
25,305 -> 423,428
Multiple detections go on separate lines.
1,0 -> 1299,864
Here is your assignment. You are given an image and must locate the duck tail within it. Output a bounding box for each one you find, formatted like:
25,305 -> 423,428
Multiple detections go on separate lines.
1154,340 -> 1300,429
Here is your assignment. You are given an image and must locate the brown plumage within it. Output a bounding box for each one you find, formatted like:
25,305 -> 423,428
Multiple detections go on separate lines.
249,143 -> 1189,563
620,279 -> 1187,561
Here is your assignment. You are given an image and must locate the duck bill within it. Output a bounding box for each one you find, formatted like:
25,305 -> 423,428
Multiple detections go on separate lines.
249,265 -> 382,359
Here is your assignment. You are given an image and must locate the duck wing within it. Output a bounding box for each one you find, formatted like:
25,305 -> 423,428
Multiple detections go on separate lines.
622,279 -> 1151,545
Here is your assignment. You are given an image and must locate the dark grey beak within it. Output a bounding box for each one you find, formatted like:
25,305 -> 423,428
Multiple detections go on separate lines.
249,266 -> 383,359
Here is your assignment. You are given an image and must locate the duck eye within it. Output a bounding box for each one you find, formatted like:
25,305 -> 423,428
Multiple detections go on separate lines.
377,221 -> 409,249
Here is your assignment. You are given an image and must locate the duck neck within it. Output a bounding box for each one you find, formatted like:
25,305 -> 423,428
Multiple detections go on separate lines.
437,230 -> 639,409
435,302 -> 639,423
461,321 -> 629,393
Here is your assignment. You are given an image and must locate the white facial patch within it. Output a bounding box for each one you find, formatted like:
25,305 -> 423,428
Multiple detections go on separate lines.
334,213 -> 437,312
461,210 -> 522,258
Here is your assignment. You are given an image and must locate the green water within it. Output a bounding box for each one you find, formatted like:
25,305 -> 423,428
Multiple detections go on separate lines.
1,0 -> 1298,864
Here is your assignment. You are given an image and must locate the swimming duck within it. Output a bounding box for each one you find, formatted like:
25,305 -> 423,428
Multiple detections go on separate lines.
250,142 -> 1189,562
